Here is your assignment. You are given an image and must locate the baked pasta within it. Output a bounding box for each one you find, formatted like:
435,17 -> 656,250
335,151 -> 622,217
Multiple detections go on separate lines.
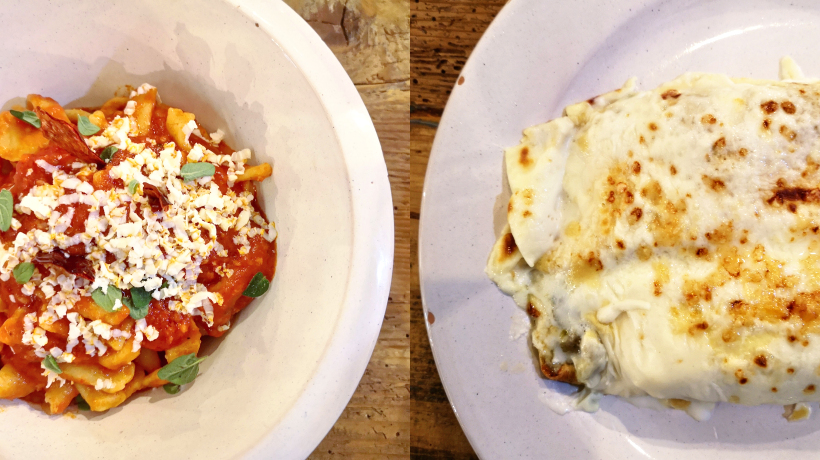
0,84 -> 276,414
487,59 -> 820,420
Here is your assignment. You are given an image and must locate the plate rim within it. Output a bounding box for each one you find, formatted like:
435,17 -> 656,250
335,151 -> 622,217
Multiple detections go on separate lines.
229,1 -> 394,458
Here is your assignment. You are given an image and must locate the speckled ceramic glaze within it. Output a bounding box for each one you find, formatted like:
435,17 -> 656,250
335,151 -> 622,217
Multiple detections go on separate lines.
420,0 -> 820,458
0,1 -> 392,458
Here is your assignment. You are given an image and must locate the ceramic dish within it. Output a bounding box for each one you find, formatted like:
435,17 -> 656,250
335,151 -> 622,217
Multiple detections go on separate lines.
420,0 -> 820,458
0,0 -> 392,458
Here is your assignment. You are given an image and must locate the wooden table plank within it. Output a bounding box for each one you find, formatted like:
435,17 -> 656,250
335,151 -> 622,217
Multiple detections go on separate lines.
410,0 -> 508,458
283,0 -> 411,458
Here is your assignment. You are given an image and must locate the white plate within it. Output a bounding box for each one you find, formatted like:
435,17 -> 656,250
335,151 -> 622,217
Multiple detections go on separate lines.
420,0 -> 820,458
0,1 -> 392,459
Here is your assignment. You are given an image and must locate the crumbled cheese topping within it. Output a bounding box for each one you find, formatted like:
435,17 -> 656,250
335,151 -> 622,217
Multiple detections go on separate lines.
94,378 -> 115,391
0,85 -> 276,361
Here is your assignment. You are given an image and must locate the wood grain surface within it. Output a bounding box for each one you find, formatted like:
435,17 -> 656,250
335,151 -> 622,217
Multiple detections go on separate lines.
286,0 -> 510,457
411,1 -> 508,459
283,0 -> 411,458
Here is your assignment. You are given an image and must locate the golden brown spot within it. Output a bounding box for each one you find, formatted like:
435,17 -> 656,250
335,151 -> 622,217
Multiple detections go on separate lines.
526,302 -> 540,318
628,207 -> 643,225
789,203 -> 798,213
640,180 -> 663,204
507,202 -> 513,213
782,101 -> 796,114
661,89 -> 681,100
696,247 -> 708,257
519,146 -> 532,166
670,165 -> 677,175
704,221 -> 733,244
767,186 -> 820,207
632,161 -> 641,174
702,175 -> 726,192
805,384 -> 816,394
763,118 -> 771,129
648,122 -> 658,131
701,114 -> 717,124
606,191 -> 616,203
772,387 -> 778,393
427,311 -> 435,324
735,369 -> 748,384
789,335 -> 798,343
754,355 -> 768,368
738,148 -> 748,157
761,100 -> 778,114
712,137 -> 726,152
788,368 -> 795,374
615,240 -> 625,250
780,125 -> 797,141
522,210 -> 532,218
639,135 -> 646,145
502,233 -> 517,258
586,252 -> 603,271
564,221 -> 581,237
457,76 -> 465,85
688,321 -> 709,334
625,191 -> 634,204
636,245 -> 653,261
668,399 -> 691,410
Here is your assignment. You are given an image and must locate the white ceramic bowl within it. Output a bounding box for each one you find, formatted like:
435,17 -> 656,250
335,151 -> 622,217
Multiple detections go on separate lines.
0,1 -> 393,458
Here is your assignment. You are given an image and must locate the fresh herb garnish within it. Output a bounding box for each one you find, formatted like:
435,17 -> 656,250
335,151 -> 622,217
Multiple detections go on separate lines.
127,179 -> 139,195
100,145 -> 119,162
127,286 -> 152,320
163,383 -> 180,394
91,286 -> 123,312
12,262 -> 34,284
157,353 -> 206,385
77,116 -> 101,136
242,272 -> 270,297
75,395 -> 90,411
10,110 -> 41,128
42,355 -> 62,374
0,189 -> 12,232
180,162 -> 215,181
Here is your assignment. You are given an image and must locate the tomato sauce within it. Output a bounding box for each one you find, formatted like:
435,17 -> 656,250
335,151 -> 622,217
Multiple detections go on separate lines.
0,99 -> 277,373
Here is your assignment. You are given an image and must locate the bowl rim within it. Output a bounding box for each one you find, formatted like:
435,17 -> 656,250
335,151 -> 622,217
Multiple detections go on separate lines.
226,1 -> 394,458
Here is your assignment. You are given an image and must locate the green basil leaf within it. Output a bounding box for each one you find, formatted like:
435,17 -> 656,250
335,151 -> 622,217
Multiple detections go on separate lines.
100,145 -> 119,162
43,355 -> 62,374
9,110 -> 41,129
242,272 -> 270,298
77,116 -> 100,136
160,279 -> 169,290
75,395 -> 90,411
157,353 -> 205,385
121,295 -> 133,309
12,262 -> 34,284
180,162 -> 215,181
128,286 -> 152,320
91,286 -> 122,312
0,189 -> 12,232
127,179 -> 139,195
163,383 -> 180,394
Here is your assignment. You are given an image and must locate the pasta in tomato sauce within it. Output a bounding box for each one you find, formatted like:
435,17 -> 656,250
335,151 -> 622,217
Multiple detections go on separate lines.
0,84 -> 276,413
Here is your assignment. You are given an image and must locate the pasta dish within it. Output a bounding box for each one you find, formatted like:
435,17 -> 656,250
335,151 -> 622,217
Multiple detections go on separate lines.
0,84 -> 276,413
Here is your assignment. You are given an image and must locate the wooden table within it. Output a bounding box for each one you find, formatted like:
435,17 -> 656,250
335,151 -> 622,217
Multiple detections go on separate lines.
284,0 -> 411,458
411,0 -> 507,458
286,0 -> 507,457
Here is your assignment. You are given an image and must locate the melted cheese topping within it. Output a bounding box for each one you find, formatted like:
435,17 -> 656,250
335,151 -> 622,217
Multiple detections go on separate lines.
488,60 -> 820,418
